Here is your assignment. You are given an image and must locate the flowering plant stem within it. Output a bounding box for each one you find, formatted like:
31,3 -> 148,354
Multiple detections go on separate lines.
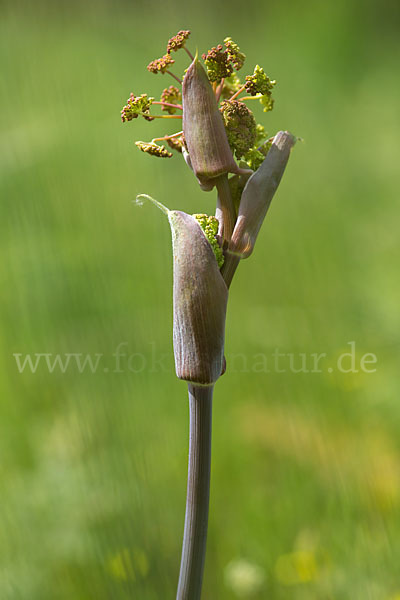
176,239 -> 241,599
121,31 -> 296,599
177,384 -> 214,600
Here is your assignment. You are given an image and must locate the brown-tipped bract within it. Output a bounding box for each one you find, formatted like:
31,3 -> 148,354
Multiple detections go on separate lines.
182,57 -> 238,186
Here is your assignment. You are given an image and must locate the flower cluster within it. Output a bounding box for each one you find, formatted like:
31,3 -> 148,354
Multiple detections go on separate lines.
161,86 -> 182,114
121,31 -> 277,171
202,45 -> 233,82
245,65 -> 276,112
167,30 -> 191,53
242,124 -> 271,170
121,93 -> 154,122
135,141 -> 173,158
147,53 -> 175,74
242,143 -> 271,170
193,214 -> 224,268
202,38 -> 245,82
224,37 -> 246,70
245,65 -> 275,95
220,100 -> 256,159
166,135 -> 184,153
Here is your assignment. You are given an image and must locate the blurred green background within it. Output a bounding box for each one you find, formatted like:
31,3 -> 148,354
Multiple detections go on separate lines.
1,0 -> 400,598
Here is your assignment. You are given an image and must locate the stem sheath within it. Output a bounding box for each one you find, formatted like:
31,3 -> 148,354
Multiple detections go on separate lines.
215,174 -> 236,243
176,384 -> 213,600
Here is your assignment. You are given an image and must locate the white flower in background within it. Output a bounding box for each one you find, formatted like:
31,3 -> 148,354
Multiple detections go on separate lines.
224,558 -> 266,597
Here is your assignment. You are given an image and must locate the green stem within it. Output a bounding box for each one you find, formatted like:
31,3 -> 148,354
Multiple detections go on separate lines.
220,253 -> 240,288
176,384 -> 213,600
215,174 -> 236,243
148,114 -> 182,119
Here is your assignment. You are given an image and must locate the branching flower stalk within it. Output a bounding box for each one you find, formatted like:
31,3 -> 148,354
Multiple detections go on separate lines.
122,31 -> 297,599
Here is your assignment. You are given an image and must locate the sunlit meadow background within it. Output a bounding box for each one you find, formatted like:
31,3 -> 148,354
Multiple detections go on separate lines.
1,0 -> 400,598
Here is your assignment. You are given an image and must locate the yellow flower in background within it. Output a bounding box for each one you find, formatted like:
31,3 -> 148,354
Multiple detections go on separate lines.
275,550 -> 323,586
106,548 -> 149,582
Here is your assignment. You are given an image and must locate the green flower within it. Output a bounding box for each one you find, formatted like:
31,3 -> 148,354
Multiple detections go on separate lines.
242,126 -> 272,170
259,94 -> 274,113
220,100 -> 257,159
202,45 -> 233,82
121,93 -> 154,122
245,65 -> 276,96
224,37 -> 246,71
255,124 -> 267,147
135,141 -> 173,158
193,214 -> 224,268
242,147 -> 266,170
245,66 -> 276,113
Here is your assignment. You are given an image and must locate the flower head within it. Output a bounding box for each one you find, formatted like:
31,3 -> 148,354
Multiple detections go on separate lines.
147,53 -> 175,74
166,135 -> 184,153
167,30 -> 191,53
193,214 -> 224,268
220,100 -> 257,159
161,85 -> 182,114
259,94 -> 274,113
255,123 -> 267,147
245,65 -> 276,96
202,45 -> 233,82
135,141 -> 173,158
243,146 -> 268,170
121,93 -> 154,122
224,37 -> 246,71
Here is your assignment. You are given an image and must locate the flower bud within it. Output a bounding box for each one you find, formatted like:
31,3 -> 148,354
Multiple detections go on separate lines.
228,131 -> 296,258
182,56 -> 239,187
136,194 -> 228,385
169,210 -> 228,385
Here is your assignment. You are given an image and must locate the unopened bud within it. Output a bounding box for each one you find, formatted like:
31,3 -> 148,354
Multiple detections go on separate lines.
182,56 -> 239,188
228,131 -> 296,258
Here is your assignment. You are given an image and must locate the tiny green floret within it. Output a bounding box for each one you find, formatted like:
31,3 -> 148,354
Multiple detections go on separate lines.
220,100 -> 257,159
242,146 -> 265,170
121,93 -> 155,122
193,214 -> 224,268
224,37 -> 245,71
254,123 -> 267,147
259,94 -> 274,113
